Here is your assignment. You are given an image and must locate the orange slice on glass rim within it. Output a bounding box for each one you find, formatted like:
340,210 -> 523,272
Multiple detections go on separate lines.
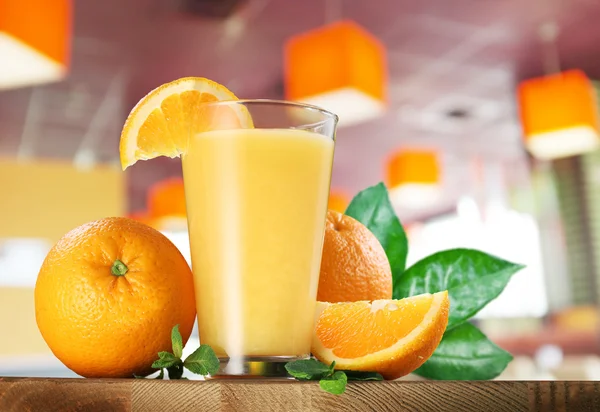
119,77 -> 252,170
311,291 -> 449,380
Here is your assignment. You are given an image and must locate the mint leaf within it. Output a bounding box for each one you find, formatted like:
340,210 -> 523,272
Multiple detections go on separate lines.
343,371 -> 384,381
415,322 -> 513,380
171,325 -> 183,359
319,371 -> 347,395
346,182 -> 409,277
396,249 -> 524,329
152,351 -> 180,369
285,359 -> 331,380
183,344 -> 220,376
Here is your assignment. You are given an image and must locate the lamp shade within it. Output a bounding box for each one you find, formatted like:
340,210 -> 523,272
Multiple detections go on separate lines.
148,178 -> 186,218
146,178 -> 188,231
0,0 -> 71,90
284,20 -> 387,127
518,69 -> 600,160
386,150 -> 441,209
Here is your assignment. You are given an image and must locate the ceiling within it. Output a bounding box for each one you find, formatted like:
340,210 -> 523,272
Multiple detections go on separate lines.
1,0 -> 600,221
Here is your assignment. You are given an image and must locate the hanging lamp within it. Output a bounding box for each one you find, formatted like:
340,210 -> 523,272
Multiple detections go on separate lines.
0,0 -> 71,90
284,20 -> 387,127
146,178 -> 187,232
386,149 -> 442,209
518,69 -> 600,160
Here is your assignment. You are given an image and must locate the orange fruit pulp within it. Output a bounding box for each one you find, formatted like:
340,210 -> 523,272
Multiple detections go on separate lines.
119,77 -> 252,170
312,291 -> 450,380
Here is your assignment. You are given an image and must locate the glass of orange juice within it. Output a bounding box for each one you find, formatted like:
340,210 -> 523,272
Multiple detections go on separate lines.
181,100 -> 337,377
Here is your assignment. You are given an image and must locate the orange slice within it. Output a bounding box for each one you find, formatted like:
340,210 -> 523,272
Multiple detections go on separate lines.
311,291 -> 449,380
119,77 -> 251,170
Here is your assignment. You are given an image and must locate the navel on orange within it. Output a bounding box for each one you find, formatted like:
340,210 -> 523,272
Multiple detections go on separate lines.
119,77 -> 252,170
34,217 -> 196,378
312,291 -> 449,380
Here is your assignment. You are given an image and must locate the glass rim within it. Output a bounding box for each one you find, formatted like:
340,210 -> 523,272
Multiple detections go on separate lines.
200,98 -> 339,125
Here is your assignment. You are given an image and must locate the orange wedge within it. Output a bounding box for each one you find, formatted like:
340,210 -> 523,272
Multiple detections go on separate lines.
119,77 -> 251,170
311,291 -> 449,380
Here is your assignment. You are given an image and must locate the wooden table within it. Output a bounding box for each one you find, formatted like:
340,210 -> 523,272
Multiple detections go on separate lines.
1,378 -> 599,411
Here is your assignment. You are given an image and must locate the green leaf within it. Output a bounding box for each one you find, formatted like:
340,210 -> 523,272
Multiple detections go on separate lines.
415,322 -> 513,380
151,352 -> 180,369
345,182 -> 409,278
342,371 -> 384,381
285,359 -> 331,380
171,325 -> 183,359
183,345 -> 220,376
319,371 -> 347,395
395,248 -> 524,329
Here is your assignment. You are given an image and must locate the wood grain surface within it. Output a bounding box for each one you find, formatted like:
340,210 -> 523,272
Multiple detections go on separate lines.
1,378 -> 599,412
0,378 -> 130,412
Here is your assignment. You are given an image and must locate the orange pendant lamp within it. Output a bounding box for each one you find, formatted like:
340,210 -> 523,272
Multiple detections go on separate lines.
0,0 -> 71,90
146,178 -> 188,232
284,20 -> 387,127
518,69 -> 600,160
386,149 -> 442,209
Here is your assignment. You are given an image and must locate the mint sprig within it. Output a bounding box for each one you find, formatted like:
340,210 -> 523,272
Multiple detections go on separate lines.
284,358 -> 331,380
319,371 -> 347,395
183,345 -> 220,375
139,325 -> 220,380
155,369 -> 164,379
171,324 -> 184,359
285,358 -> 381,395
152,351 -> 180,369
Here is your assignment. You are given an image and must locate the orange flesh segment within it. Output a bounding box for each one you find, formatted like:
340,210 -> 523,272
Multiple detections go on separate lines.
135,91 -> 228,160
120,77 -> 250,170
316,294 -> 434,358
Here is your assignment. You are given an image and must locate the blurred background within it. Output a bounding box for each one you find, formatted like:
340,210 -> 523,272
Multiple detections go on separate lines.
1,0 -> 600,380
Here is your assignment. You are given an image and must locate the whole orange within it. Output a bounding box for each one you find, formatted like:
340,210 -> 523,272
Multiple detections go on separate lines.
34,217 -> 196,378
317,209 -> 392,302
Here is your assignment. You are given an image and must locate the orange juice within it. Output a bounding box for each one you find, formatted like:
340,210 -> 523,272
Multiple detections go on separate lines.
182,128 -> 334,360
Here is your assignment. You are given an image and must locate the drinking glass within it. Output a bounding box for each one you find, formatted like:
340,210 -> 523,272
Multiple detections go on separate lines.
181,100 -> 337,377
